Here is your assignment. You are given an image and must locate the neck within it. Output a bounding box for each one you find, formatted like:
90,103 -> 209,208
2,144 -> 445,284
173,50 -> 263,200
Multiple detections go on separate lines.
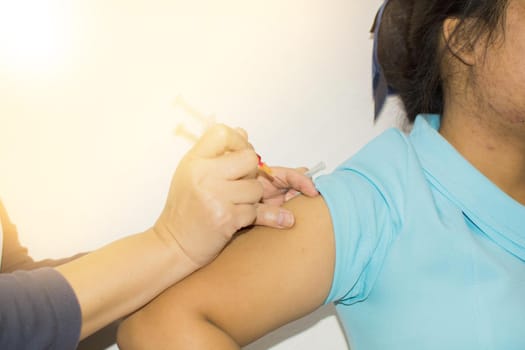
440,102 -> 525,205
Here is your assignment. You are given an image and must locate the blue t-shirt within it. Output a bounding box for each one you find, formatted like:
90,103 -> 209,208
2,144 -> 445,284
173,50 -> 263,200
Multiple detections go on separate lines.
315,114 -> 525,349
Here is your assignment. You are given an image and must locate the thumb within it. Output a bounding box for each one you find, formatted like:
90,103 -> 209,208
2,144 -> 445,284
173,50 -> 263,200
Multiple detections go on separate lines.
254,204 -> 295,229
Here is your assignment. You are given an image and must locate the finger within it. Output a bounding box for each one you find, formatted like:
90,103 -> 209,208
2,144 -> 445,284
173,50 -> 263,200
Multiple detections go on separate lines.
191,124 -> 251,158
254,204 -> 295,229
295,166 -> 308,174
260,184 -> 288,201
234,127 -> 248,140
284,189 -> 300,202
270,167 -> 319,197
219,179 -> 263,204
210,149 -> 259,180
232,204 -> 258,231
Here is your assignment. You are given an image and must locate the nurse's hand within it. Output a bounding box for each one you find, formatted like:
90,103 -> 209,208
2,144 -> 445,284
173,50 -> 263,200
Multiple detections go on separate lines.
255,167 -> 319,228
154,124 -> 262,267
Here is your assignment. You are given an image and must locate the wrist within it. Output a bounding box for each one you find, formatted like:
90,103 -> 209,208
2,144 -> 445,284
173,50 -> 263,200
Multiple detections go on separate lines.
149,223 -> 201,273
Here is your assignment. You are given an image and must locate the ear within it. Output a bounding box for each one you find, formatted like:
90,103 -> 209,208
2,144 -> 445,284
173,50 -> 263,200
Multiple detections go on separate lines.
442,17 -> 476,66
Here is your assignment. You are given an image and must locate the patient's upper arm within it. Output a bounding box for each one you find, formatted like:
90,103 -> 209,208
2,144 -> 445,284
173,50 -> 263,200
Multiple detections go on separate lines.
119,194 -> 335,348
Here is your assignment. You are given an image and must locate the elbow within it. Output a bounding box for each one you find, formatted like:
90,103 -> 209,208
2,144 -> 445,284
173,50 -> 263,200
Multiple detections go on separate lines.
117,307 -> 242,350
116,309 -> 212,350
117,313 -> 145,350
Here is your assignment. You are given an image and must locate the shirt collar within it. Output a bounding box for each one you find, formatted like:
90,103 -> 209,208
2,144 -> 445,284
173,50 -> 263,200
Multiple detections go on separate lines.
410,114 -> 525,261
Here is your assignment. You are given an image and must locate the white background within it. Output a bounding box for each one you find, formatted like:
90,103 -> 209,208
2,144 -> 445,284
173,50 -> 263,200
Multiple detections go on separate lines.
0,1 -> 402,348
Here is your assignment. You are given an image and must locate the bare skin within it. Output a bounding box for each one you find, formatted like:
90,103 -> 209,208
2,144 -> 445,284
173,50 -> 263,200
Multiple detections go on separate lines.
116,195 -> 335,349
52,124 -> 318,340
116,1 -> 525,349
441,0 -> 525,204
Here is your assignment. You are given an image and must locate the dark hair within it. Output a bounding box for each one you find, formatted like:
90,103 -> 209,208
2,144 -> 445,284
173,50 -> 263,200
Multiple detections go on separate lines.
377,0 -> 508,122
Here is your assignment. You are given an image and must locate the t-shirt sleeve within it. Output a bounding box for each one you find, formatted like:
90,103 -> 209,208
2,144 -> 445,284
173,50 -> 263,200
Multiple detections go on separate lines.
0,267 -> 82,350
315,167 -> 396,305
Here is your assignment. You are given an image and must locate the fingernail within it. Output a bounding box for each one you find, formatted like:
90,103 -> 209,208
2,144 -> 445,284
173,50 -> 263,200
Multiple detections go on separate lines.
278,210 -> 294,228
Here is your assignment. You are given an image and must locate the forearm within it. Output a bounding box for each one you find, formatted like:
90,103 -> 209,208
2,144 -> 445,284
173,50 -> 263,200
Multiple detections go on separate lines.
2,251 -> 86,272
56,228 -> 198,340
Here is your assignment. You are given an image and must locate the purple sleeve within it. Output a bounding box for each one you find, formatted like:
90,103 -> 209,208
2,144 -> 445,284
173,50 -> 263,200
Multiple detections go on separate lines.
0,267 -> 82,350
